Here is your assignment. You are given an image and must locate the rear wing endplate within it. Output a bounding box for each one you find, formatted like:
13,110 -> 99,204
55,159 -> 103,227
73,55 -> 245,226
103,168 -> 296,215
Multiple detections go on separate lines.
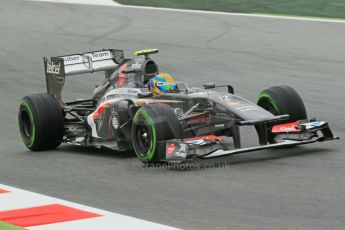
44,49 -> 124,102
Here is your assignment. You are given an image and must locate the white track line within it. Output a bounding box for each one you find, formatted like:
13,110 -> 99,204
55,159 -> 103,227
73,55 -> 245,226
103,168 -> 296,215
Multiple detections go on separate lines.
31,0 -> 122,6
29,0 -> 345,24
0,184 -> 180,230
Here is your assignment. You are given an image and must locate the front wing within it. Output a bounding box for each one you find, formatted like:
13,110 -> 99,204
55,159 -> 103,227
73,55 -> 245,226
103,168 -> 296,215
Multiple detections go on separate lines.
161,120 -> 338,163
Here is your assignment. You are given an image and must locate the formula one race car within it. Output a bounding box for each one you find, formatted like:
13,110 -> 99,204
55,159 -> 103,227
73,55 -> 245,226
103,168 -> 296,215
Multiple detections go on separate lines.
18,49 -> 338,164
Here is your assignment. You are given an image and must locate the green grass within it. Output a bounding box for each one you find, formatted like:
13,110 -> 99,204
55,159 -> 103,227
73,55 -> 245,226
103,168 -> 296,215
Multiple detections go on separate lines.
115,0 -> 345,19
0,222 -> 26,230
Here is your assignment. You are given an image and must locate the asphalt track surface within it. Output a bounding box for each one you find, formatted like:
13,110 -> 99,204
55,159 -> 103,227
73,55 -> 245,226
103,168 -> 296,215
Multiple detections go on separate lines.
1,1 -> 345,229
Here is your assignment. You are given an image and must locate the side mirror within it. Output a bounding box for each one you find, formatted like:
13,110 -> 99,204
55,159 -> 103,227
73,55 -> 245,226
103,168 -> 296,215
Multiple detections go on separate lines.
227,85 -> 234,94
215,84 -> 234,94
203,82 -> 216,89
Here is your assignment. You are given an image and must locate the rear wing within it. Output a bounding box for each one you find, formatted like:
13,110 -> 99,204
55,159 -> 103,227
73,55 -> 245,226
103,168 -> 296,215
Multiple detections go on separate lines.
44,49 -> 125,102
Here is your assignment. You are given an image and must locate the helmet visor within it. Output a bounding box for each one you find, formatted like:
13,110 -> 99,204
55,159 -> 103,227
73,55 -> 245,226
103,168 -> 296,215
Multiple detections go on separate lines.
157,82 -> 176,92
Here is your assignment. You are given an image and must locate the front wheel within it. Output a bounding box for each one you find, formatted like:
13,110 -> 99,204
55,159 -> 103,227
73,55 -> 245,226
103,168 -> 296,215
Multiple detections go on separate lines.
257,85 -> 307,143
132,104 -> 182,164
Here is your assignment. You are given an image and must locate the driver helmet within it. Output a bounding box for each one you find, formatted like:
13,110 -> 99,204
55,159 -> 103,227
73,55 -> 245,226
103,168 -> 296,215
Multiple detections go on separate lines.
148,73 -> 176,95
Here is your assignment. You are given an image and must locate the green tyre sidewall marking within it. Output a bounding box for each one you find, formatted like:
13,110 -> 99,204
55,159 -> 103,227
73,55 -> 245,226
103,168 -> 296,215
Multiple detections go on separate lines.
133,108 -> 157,162
258,92 -> 280,114
19,100 -> 36,148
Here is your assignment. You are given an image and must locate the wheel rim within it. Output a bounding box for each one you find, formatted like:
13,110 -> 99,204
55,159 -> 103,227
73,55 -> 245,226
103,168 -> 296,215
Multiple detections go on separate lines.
132,108 -> 157,162
19,101 -> 36,148
20,110 -> 32,139
136,123 -> 152,154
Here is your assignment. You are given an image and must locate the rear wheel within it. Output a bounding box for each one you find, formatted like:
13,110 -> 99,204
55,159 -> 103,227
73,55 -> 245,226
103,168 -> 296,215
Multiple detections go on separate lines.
18,93 -> 64,150
257,85 -> 307,143
132,104 -> 182,164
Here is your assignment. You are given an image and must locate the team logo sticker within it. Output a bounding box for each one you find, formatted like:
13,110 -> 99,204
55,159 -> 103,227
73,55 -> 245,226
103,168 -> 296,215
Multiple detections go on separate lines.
166,143 -> 176,155
165,143 -> 188,160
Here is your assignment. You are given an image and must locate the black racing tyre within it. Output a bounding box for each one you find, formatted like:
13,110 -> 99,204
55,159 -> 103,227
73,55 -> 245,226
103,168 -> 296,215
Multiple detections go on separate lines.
132,104 -> 182,164
18,93 -> 64,151
257,85 -> 307,121
257,85 -> 307,143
